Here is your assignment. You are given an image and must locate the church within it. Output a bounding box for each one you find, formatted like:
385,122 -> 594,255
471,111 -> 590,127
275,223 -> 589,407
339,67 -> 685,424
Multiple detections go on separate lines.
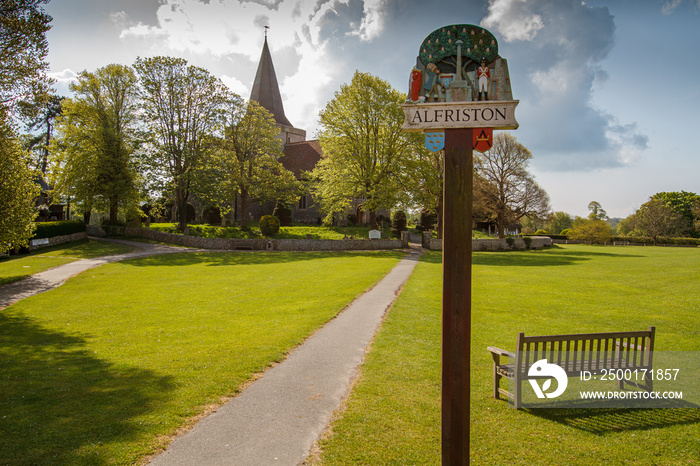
245,35 -> 323,225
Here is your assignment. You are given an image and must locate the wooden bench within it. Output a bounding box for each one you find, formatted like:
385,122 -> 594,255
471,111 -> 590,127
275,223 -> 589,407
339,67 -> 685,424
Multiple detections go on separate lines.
487,327 -> 655,409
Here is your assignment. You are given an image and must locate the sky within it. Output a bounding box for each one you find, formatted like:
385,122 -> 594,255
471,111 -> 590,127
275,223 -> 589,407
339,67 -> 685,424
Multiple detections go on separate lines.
43,0 -> 700,219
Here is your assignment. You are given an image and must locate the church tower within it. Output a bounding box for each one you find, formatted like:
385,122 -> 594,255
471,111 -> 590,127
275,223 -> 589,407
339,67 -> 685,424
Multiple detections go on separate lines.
250,34 -> 306,147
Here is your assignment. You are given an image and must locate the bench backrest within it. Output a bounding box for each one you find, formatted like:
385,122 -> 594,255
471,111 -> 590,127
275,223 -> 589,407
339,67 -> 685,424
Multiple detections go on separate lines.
515,327 -> 655,375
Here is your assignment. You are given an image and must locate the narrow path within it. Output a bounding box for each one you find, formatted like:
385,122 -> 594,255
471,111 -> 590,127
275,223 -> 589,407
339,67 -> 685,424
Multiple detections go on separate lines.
0,238 -> 201,310
149,247 -> 424,466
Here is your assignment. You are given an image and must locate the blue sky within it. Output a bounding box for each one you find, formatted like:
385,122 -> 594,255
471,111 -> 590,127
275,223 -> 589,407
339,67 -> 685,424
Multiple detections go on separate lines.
44,0 -> 700,219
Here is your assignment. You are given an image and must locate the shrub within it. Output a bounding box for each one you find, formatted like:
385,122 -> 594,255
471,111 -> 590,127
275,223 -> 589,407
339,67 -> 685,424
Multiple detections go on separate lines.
505,236 -> 515,248
534,229 -> 548,235
260,215 -> 280,237
391,211 -> 407,237
33,220 -> 86,239
273,203 -> 293,226
418,210 -> 436,232
560,228 -> 572,236
523,236 -> 533,249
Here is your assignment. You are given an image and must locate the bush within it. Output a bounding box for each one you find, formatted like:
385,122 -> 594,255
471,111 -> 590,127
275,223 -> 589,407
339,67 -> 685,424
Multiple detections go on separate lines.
505,236 -> 515,248
259,215 -> 280,237
273,203 -> 293,226
560,228 -> 572,236
534,229 -> 548,235
391,211 -> 407,237
32,220 -> 86,239
523,236 -> 533,249
418,210 -> 436,232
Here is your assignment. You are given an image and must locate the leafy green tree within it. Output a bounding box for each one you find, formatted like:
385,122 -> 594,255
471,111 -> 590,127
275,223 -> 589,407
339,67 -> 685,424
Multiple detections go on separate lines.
476,132 -> 550,238
135,56 -> 230,230
0,0 -> 52,114
587,201 -> 608,221
311,71 -> 412,227
0,111 -> 39,252
570,217 -> 612,244
51,64 -> 141,224
634,198 -> 684,245
198,100 -> 300,230
21,94 -> 63,173
547,211 -> 574,235
651,191 -> 700,237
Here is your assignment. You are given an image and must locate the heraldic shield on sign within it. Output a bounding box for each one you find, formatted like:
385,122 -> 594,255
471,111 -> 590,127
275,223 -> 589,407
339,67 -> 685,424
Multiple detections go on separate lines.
425,131 -> 445,152
473,127 -> 493,153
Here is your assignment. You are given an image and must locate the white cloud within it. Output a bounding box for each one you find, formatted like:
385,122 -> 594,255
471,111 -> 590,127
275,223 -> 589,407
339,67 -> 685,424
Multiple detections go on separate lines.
481,0 -> 544,42
49,68 -> 79,85
346,0 -> 389,41
662,0 -> 684,15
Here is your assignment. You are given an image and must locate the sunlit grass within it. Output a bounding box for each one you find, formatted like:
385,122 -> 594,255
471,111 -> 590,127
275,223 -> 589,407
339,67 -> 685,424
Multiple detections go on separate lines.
0,239 -> 134,286
317,245 -> 700,464
0,250 -> 403,465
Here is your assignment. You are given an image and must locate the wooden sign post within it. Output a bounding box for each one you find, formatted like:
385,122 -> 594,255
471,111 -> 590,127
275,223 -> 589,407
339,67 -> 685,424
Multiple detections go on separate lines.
402,24 -> 518,465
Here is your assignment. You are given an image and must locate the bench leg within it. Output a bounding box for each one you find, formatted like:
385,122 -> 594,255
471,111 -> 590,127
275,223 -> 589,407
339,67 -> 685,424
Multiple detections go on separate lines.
493,365 -> 501,400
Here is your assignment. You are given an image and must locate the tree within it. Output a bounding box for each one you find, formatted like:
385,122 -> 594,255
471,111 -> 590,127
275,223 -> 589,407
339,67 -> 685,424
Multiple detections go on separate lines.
569,217 -> 612,244
651,191 -> 700,237
21,94 -> 63,173
0,110 -> 39,252
135,56 -> 230,230
634,198 -> 684,245
51,64 -> 141,224
399,137 -> 444,236
198,99 -> 300,230
547,211 -> 573,235
587,201 -> 608,221
312,71 -> 412,228
0,0 -> 52,113
476,132 -> 550,238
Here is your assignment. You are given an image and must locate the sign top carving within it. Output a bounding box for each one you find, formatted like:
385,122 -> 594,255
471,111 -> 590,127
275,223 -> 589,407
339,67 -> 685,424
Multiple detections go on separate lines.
403,23 -> 518,131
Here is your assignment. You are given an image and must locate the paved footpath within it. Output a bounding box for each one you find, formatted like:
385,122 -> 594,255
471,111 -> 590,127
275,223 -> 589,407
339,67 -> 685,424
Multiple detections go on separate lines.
0,238 -> 201,310
149,246 -> 424,466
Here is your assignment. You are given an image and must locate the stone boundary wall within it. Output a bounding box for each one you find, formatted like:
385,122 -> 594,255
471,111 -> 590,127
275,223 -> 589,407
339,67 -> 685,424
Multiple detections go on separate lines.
28,232 -> 89,251
88,225 -> 407,251
422,233 -> 552,251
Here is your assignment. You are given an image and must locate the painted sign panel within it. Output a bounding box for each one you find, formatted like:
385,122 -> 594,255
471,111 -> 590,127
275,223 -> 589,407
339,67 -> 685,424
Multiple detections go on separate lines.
473,127 -> 493,152
425,131 -> 445,152
402,100 -> 519,132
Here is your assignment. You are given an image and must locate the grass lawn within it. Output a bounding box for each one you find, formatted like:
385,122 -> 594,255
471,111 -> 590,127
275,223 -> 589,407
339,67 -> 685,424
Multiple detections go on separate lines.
0,250 -> 403,465
316,245 -> 700,465
0,240 -> 135,286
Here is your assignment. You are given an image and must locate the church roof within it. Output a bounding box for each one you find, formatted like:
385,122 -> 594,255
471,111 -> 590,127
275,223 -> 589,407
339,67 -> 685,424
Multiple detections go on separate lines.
250,37 -> 293,127
281,140 -> 322,179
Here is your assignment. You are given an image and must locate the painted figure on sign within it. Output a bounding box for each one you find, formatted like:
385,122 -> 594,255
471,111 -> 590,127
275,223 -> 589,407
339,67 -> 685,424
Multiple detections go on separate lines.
477,59 -> 490,101
424,63 -> 444,102
408,68 -> 423,102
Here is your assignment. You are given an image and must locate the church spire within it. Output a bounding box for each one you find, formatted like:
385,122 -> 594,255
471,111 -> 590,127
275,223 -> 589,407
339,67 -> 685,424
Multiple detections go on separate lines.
250,32 -> 293,127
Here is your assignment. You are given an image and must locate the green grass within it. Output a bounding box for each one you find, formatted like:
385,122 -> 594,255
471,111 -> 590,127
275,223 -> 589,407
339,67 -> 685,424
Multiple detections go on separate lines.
147,223 -> 381,240
0,239 -> 134,286
317,245 -> 700,465
0,250 -> 403,465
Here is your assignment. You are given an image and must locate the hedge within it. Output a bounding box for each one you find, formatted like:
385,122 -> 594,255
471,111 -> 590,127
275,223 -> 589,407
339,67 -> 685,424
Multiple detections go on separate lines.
32,220 -> 86,239
611,236 -> 700,246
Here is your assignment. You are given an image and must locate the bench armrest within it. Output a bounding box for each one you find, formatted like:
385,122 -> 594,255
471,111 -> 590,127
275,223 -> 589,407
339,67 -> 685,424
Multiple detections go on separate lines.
487,346 -> 515,360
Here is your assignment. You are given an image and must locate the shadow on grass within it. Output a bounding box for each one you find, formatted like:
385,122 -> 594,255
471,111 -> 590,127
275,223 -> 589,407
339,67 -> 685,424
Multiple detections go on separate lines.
419,246 -> 643,267
118,250 -> 406,268
0,312 -> 174,465
528,403 -> 700,435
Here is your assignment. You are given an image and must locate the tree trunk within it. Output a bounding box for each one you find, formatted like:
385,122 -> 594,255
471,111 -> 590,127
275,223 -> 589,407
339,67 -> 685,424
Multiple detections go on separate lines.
369,210 -> 378,230
240,185 -> 249,230
109,196 -> 119,224
176,188 -> 188,231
